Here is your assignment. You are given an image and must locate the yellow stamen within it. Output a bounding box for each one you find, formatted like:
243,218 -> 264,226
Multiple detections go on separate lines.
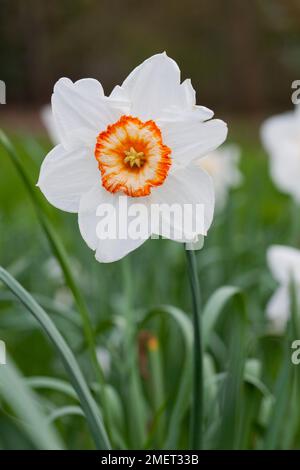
124,146 -> 145,168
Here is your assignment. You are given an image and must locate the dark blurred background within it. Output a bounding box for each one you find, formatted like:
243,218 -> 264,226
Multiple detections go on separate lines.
1,0 -> 300,119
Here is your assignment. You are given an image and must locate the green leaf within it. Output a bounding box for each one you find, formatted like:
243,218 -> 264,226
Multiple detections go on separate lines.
120,258 -> 148,449
91,383 -> 126,449
146,335 -> 166,445
0,130 -> 108,424
202,286 -> 242,350
201,286 -> 251,449
140,305 -> 193,448
0,357 -> 64,449
264,278 -> 298,450
47,406 -> 84,424
0,266 -> 111,450
25,376 -> 78,400
210,289 -> 248,449
238,359 -> 271,449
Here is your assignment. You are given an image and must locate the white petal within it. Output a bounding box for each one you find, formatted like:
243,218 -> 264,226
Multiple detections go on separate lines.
220,144 -> 243,187
150,164 -> 215,240
37,144 -> 98,213
41,105 -> 60,145
95,236 -> 147,263
120,55 -> 214,121
52,78 -> 127,148
158,105 -> 214,123
267,245 -> 300,285
261,109 -> 300,201
197,144 -> 242,209
261,111 -> 297,155
109,85 -> 130,102
180,79 -> 196,108
157,79 -> 214,122
266,286 -> 290,334
268,147 -> 300,202
161,118 -> 227,167
120,52 -> 183,120
78,185 -> 150,262
171,78 -> 213,118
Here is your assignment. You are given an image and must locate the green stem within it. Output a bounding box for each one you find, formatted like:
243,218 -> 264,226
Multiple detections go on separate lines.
185,247 -> 203,450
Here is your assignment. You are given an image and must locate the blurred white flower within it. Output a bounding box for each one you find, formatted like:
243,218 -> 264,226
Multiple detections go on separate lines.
261,106 -> 300,202
44,257 -> 63,283
37,53 -> 227,262
41,105 -> 60,145
266,245 -> 300,334
44,256 -> 81,284
197,144 -> 242,209
54,286 -> 74,308
96,347 -> 111,376
43,257 -> 75,307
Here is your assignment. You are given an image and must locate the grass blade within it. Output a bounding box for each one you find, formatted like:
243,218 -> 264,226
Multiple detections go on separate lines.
0,357 -> 64,449
202,286 -> 241,350
213,290 -> 248,449
121,258 -> 148,449
25,377 -> 78,400
146,335 -> 166,445
0,266 -> 111,450
185,249 -> 203,450
47,406 -> 84,424
264,278 -> 298,449
140,305 -> 193,448
0,130 -> 108,422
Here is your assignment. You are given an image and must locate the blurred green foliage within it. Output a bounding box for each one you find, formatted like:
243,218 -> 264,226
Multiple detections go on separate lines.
1,0 -> 300,451
1,124 -> 300,449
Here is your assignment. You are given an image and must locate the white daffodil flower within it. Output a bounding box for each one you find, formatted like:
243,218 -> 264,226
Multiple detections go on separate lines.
261,106 -> 300,202
266,245 -> 300,334
197,144 -> 242,209
37,53 -> 227,262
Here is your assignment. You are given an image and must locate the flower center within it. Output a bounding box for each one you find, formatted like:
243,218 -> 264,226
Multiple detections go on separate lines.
95,115 -> 171,197
124,147 -> 145,168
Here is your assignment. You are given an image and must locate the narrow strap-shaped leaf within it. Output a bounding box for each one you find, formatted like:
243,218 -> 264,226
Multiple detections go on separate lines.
47,406 -> 84,424
0,357 -> 64,450
185,248 -> 203,450
264,278 -> 298,449
25,376 -> 78,400
0,130 -> 108,423
140,305 -> 193,448
0,266 -> 111,450
210,289 -> 248,449
202,285 -> 242,349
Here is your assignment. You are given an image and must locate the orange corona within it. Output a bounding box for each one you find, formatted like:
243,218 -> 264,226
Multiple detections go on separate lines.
95,115 -> 171,197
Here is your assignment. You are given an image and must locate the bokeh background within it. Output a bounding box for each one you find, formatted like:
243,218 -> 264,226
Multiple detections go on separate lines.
1,0 -> 300,114
1,0 -> 300,451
